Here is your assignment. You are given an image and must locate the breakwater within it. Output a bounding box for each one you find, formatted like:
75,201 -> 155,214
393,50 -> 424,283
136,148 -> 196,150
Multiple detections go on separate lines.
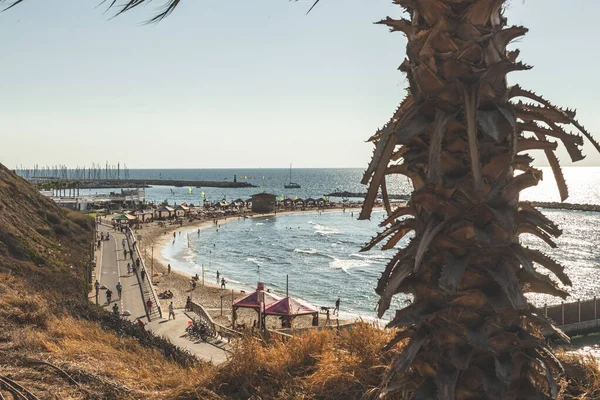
325,192 -> 600,213
40,179 -> 257,189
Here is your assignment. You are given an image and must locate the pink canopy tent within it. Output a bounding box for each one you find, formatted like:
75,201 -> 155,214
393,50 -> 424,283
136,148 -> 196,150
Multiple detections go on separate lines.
233,290 -> 283,310
263,297 -> 318,317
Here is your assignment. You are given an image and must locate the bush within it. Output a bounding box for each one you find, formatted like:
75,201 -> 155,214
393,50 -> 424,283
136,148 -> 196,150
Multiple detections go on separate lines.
52,225 -> 69,237
65,210 -> 93,230
46,212 -> 61,225
36,227 -> 53,237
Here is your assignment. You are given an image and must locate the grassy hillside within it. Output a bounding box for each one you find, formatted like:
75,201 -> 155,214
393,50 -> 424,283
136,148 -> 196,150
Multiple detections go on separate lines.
0,164 -> 209,399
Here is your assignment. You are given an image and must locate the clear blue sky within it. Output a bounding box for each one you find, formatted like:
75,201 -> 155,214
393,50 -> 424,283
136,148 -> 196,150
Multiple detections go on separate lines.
0,0 -> 598,168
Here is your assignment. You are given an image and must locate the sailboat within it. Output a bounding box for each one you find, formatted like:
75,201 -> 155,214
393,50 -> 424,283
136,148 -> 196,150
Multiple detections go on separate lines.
284,164 -> 301,189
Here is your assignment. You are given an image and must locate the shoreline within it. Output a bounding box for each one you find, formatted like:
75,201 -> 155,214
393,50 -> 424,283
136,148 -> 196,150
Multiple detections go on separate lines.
133,207 -> 370,330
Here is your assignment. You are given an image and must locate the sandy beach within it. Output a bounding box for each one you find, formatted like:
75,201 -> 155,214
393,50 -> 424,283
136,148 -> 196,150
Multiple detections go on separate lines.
129,207 -> 366,330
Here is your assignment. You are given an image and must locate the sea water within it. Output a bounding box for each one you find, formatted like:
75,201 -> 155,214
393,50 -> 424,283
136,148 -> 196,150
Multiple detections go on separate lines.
77,167 -> 599,320
163,208 -> 600,321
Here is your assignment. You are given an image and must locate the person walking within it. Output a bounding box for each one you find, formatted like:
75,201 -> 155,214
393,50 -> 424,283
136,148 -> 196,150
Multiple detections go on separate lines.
141,269 -> 146,282
325,308 -> 331,325
137,318 -> 145,329
146,298 -> 153,312
122,238 -> 126,248
123,248 -> 127,259
185,296 -> 191,311
112,303 -> 119,316
220,278 -> 226,290
335,298 -> 340,316
168,302 -> 175,320
94,280 -> 100,304
216,271 -> 220,284
106,289 -> 113,305
116,282 -> 123,299
127,262 -> 131,274
167,264 -> 171,275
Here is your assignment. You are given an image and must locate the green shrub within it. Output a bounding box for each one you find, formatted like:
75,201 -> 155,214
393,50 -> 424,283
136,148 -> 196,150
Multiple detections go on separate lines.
36,227 -> 53,237
46,212 -> 61,225
52,225 -> 69,237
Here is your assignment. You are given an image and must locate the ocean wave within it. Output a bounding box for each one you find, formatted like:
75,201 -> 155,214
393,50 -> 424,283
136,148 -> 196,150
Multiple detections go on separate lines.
329,258 -> 368,272
246,257 -> 263,267
350,253 -> 388,261
293,249 -> 336,260
256,222 -> 265,226
294,248 -> 318,254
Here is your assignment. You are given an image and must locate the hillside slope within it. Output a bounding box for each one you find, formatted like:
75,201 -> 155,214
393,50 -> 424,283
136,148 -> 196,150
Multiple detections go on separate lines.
0,164 -> 210,399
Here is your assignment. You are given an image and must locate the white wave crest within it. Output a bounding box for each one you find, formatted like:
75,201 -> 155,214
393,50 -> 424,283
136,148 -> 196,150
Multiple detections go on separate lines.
329,258 -> 368,271
294,248 -> 318,254
246,257 -> 263,267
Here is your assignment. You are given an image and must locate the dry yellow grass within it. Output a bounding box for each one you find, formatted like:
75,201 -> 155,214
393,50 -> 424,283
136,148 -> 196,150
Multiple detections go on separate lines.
186,323 -> 406,400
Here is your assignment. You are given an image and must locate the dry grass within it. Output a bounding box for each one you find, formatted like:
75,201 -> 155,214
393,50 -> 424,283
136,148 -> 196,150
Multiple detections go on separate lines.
0,274 -> 214,399
557,349 -> 600,399
182,323 -> 406,400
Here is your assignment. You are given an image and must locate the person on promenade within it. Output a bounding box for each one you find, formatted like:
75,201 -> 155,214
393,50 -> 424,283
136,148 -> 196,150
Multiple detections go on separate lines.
325,308 -> 331,325
146,299 -> 153,312
335,298 -> 340,316
191,280 -> 197,290
112,303 -> 119,316
136,258 -> 140,268
106,289 -> 113,305
130,250 -> 134,260
100,232 -> 104,241
127,263 -> 131,274
141,269 -> 146,282
137,318 -> 145,329
123,249 -> 127,259
168,302 -> 175,320
94,280 -> 100,304
221,278 -> 226,290
185,296 -> 191,311
216,271 -> 220,283
167,264 -> 171,275
116,282 -> 123,299
122,238 -> 126,247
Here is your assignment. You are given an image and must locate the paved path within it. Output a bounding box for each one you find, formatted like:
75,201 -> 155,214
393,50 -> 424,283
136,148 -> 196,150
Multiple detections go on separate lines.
93,226 -> 149,322
93,224 -> 230,365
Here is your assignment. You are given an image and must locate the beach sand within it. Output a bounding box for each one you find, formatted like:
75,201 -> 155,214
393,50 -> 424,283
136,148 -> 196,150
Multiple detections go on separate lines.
131,208 -> 364,330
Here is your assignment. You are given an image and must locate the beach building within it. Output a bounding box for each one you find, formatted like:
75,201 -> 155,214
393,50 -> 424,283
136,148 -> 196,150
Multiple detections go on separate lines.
174,204 -> 190,217
251,193 -> 276,213
156,206 -> 175,219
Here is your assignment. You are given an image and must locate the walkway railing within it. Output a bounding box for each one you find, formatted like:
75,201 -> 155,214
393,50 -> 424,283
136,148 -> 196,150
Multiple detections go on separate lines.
189,301 -> 241,343
125,226 -> 163,320
545,297 -> 600,337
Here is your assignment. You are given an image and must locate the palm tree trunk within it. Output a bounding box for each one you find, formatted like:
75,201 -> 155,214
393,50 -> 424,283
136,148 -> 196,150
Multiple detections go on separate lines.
361,2 -> 597,399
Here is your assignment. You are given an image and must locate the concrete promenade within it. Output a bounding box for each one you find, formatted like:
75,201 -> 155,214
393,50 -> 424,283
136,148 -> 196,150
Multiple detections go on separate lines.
93,224 -> 230,364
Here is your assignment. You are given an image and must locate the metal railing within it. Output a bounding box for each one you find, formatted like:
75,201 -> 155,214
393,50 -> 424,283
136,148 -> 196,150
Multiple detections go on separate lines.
125,226 -> 163,320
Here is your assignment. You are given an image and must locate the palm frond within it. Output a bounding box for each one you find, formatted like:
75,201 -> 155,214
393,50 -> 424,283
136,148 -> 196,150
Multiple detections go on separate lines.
0,0 -> 25,12
2,0 -> 321,22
